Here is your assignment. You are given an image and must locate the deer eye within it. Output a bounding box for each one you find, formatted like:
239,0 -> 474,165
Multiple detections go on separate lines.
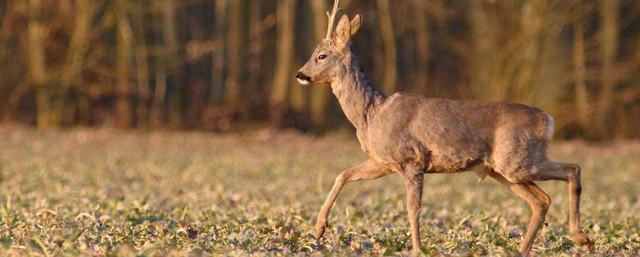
318,54 -> 327,60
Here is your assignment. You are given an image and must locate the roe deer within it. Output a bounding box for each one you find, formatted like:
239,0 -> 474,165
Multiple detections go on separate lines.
295,0 -> 593,256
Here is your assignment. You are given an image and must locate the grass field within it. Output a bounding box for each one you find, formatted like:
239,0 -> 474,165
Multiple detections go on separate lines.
0,126 -> 638,256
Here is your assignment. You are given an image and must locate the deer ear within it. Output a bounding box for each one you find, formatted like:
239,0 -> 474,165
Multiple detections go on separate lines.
350,14 -> 362,37
334,15 -> 352,51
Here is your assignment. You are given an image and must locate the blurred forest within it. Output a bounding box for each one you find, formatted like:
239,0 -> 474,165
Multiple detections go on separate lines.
0,0 -> 639,139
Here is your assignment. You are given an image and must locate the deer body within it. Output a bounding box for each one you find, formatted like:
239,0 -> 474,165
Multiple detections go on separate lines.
296,1 -> 592,256
331,50 -> 554,183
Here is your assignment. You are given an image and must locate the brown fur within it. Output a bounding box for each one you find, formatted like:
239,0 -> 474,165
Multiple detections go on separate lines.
296,2 -> 592,256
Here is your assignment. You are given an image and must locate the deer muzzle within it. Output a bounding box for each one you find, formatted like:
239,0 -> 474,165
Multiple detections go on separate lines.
295,71 -> 312,85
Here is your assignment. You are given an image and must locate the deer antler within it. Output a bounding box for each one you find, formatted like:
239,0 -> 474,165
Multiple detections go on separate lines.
325,0 -> 341,39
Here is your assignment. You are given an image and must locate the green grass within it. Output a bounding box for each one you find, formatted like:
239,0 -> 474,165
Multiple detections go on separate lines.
0,126 -> 638,256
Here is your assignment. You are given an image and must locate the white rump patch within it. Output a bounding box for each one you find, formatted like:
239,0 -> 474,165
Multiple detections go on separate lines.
297,78 -> 310,85
546,113 -> 555,141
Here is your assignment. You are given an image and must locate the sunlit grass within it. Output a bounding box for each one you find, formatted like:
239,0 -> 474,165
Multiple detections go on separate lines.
0,126 -> 638,256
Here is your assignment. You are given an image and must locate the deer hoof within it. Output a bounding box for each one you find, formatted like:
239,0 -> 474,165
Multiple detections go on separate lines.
411,248 -> 423,257
572,232 -> 594,250
314,220 -> 327,239
315,225 -> 326,239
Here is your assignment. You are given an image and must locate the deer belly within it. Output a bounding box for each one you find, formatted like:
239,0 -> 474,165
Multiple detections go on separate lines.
362,136 -> 430,172
428,154 -> 482,173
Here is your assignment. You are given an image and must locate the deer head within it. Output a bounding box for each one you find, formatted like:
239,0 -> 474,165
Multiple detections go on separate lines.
296,0 -> 362,85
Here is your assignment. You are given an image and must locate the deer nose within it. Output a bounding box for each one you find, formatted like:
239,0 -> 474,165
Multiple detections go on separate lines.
295,72 -> 311,81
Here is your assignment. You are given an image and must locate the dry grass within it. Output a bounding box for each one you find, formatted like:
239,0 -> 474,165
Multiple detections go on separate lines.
0,126 -> 638,256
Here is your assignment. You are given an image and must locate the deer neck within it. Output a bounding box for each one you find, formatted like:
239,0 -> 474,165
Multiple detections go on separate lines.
330,54 -> 385,131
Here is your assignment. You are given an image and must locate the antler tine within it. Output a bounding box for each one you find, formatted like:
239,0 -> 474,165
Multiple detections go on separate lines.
325,0 -> 341,39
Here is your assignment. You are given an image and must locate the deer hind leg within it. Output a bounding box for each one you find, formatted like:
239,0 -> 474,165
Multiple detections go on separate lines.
401,169 -> 424,256
489,172 -> 550,256
315,159 -> 390,239
534,162 -> 592,247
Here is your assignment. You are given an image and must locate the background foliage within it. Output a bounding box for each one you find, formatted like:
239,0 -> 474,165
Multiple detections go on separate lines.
1,0 -> 639,139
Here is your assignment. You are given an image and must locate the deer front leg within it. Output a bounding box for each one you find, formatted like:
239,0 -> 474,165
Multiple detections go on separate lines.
315,159 -> 389,239
402,170 -> 424,256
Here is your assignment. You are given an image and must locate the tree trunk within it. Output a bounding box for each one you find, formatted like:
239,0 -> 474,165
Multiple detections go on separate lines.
133,2 -> 150,128
377,0 -> 397,94
1,0 -> 13,120
209,0 -> 227,106
57,0 -> 94,126
225,0 -> 246,106
0,0 -> 8,102
150,5 -> 168,128
511,0 -> 545,103
598,0 -> 619,137
60,0 -> 93,88
248,0 -> 263,96
412,0 -> 429,95
115,0 -> 134,128
26,0 -> 53,129
469,0 -> 497,101
573,3 -> 589,130
289,1 -> 306,114
162,0 -> 181,127
310,0 -> 329,125
0,0 -> 7,27
151,63 -> 167,128
270,0 -> 297,108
